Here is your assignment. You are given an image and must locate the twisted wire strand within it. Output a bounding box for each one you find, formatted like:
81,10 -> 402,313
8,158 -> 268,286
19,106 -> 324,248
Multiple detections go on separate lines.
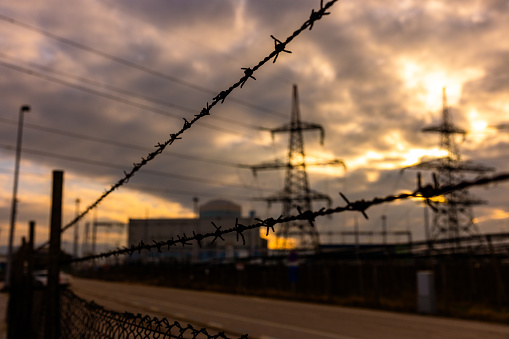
34,0 -> 339,252
67,171 -> 509,263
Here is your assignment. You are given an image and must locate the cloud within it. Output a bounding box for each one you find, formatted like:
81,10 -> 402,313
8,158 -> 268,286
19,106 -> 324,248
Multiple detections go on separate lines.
0,0 -> 508,253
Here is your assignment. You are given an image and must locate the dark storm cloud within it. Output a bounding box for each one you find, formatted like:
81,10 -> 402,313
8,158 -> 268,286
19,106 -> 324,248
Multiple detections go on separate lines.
463,51 -> 509,99
1,0 -> 509,249
110,0 -> 237,31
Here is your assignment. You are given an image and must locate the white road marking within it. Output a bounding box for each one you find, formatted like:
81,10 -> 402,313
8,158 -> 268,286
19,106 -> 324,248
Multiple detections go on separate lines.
75,284 -> 356,339
207,321 -> 223,328
154,299 -> 357,339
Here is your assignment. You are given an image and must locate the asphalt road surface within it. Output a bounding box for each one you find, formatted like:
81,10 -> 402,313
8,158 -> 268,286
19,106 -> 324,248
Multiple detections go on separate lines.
71,277 -> 509,339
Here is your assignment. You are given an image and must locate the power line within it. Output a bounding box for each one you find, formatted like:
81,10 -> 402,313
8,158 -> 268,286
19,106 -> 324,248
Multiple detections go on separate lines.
0,59 -> 250,137
0,164 -> 256,202
0,114 -> 333,171
0,59 -> 287,153
36,0 -> 339,244
0,143 -> 272,192
0,52 -> 268,132
0,13 -> 289,120
0,117 -> 241,168
126,183 -> 256,201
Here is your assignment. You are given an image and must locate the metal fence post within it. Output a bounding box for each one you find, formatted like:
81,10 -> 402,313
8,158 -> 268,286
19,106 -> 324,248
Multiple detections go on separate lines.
7,237 -> 27,339
24,221 -> 35,339
45,170 -> 63,339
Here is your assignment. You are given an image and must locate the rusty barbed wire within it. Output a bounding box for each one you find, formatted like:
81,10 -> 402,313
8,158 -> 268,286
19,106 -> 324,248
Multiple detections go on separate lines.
33,0 -> 339,252
68,171 -> 509,263
59,288 -> 247,339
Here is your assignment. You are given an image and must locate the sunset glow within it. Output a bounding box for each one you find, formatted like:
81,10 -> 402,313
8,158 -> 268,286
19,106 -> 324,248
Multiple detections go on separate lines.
0,0 -> 508,254
399,58 -> 484,111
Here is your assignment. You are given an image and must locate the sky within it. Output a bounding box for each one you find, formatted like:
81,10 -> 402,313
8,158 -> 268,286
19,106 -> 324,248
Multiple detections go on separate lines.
1,0 -> 509,255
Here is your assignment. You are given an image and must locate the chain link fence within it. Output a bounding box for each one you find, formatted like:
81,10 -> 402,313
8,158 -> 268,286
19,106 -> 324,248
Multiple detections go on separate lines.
59,289 -> 246,339
6,0 -> 509,336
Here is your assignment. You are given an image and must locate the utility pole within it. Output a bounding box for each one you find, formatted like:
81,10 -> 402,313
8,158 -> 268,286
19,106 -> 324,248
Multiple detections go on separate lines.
381,215 -> 387,246
5,105 -> 30,289
192,197 -> 200,262
193,197 -> 199,218
354,217 -> 359,252
244,85 -> 344,250
92,221 -> 125,256
407,88 -> 493,250
424,205 -> 429,242
92,211 -> 97,255
73,198 -> 80,257
83,222 -> 90,256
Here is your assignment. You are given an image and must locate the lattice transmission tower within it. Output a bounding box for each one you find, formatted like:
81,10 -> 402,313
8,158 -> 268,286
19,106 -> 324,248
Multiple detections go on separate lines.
409,88 -> 493,248
244,85 -> 344,250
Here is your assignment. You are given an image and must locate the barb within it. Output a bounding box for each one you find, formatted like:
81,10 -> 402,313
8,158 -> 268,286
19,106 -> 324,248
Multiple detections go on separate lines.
308,0 -> 331,30
271,35 -> 292,63
235,218 -> 247,245
34,0 -> 340,252
67,171 -> 509,263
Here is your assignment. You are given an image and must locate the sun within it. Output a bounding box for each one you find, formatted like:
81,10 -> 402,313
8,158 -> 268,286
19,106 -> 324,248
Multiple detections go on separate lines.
398,58 -> 484,112
468,109 -> 488,133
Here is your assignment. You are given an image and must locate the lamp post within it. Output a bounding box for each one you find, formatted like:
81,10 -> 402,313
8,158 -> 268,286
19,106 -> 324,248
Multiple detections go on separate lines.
5,105 -> 30,288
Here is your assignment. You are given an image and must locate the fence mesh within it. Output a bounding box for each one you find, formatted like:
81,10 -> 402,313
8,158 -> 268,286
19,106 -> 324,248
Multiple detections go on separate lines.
7,0 -> 509,337
58,288 -> 247,339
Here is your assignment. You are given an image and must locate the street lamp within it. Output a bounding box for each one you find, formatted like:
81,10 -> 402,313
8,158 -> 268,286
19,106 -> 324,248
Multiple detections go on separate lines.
5,104 -> 30,288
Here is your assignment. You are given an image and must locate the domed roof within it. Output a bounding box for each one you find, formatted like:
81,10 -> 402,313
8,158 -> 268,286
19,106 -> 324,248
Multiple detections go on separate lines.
201,199 -> 240,211
200,199 -> 241,218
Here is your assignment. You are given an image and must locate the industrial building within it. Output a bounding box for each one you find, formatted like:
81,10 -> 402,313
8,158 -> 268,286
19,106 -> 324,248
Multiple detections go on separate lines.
128,199 -> 267,263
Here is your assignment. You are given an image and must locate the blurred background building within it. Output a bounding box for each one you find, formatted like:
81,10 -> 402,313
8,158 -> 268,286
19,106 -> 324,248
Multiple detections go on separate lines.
128,199 -> 266,263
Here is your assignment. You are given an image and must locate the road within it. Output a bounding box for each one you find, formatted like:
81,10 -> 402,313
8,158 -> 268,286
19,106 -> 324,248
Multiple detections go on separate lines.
71,277 -> 509,339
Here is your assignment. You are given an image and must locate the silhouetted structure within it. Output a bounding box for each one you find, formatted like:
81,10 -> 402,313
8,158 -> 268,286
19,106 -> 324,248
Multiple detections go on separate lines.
128,199 -> 266,262
409,88 -> 493,248
245,85 -> 344,250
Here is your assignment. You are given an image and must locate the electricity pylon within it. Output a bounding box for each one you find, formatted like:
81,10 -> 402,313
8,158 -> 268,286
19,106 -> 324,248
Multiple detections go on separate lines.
244,85 -> 345,250
408,88 -> 493,249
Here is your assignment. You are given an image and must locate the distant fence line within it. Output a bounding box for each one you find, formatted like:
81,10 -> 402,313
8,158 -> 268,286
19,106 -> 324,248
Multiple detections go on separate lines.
68,171 -> 509,264
80,252 -> 509,318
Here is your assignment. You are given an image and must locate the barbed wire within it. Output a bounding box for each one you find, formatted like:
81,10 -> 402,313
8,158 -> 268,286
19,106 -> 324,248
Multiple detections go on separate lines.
60,289 -> 247,339
68,171 -> 509,263
34,0 -> 339,252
